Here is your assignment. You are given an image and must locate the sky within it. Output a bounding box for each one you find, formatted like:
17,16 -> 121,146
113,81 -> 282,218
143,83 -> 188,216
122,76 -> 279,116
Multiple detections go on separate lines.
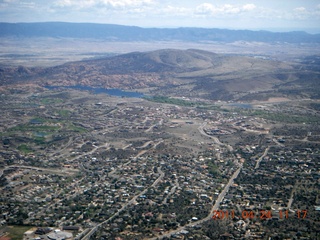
0,0 -> 320,33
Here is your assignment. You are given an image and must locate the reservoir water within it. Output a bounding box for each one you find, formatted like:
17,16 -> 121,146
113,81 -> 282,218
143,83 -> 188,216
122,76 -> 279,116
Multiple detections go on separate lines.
45,85 -> 144,98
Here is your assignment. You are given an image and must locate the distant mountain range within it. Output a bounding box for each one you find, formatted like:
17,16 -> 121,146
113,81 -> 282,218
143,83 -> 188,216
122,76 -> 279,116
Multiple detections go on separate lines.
1,49 -> 320,101
1,22 -> 320,43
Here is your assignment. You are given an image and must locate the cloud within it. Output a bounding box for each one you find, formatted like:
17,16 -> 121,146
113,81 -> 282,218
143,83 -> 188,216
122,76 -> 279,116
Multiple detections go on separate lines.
193,3 -> 319,22
242,4 -> 256,11
291,5 -> 320,20
195,3 -> 216,15
195,3 -> 256,16
54,0 -> 154,9
0,0 -> 38,11
294,7 -> 307,12
223,4 -> 241,14
160,5 -> 191,16
101,0 -> 153,7
2,0 -> 315,28
0,0 -> 15,8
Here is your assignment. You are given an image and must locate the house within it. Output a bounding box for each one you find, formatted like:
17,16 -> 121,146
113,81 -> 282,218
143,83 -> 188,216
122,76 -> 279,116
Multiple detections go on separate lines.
62,226 -> 80,231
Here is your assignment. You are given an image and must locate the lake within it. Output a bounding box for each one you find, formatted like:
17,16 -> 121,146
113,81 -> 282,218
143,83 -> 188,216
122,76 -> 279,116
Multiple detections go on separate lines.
227,103 -> 252,109
45,85 -> 144,98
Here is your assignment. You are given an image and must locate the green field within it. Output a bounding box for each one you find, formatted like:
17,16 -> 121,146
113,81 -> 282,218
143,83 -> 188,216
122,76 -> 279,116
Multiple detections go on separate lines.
68,124 -> 87,133
7,226 -> 34,240
17,144 -> 33,154
56,109 -> 71,117
10,124 -> 60,132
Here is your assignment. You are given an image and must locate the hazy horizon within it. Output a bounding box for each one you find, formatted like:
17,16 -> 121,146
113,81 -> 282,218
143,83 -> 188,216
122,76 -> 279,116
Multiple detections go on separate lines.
0,0 -> 320,34
1,21 -> 320,34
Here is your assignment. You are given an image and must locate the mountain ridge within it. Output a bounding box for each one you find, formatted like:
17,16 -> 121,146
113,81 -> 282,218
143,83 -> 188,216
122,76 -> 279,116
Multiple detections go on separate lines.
2,48 -> 319,101
1,22 -> 320,43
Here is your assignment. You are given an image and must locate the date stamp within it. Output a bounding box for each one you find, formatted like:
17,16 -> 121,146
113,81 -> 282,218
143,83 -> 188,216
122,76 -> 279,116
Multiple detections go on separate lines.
212,209 -> 307,220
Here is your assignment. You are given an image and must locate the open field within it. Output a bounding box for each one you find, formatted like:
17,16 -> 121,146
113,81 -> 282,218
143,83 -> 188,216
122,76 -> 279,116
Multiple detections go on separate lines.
7,226 -> 34,240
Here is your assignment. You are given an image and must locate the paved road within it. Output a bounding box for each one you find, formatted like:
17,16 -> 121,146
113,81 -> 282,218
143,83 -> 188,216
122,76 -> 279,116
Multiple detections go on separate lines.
137,140 -> 154,149
49,136 -> 78,159
0,165 -> 78,175
272,138 -> 284,147
162,178 -> 179,205
287,182 -> 297,210
69,142 -> 109,162
149,165 -> 242,240
198,122 -> 233,152
153,139 -> 164,149
255,146 -> 270,169
112,139 -> 162,174
145,119 -> 163,133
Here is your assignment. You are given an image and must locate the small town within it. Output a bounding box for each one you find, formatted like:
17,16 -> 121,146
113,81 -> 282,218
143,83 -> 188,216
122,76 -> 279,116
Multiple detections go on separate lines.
0,88 -> 319,239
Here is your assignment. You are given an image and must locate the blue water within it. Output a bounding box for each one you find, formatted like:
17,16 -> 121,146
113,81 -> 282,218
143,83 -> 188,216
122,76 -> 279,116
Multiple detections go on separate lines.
34,132 -> 47,137
45,85 -> 144,98
228,103 -> 252,109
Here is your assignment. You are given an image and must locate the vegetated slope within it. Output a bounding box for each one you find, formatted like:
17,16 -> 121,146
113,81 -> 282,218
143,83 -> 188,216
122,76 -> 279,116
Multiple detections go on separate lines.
1,49 -> 319,101
1,22 -> 320,43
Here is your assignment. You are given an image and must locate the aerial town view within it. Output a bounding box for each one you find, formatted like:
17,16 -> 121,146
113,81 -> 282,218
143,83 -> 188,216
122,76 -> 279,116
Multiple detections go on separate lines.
0,1 -> 320,240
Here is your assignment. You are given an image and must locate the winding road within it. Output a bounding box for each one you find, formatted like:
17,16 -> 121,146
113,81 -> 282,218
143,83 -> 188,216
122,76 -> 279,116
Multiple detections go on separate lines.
198,122 -> 233,152
255,146 -> 270,169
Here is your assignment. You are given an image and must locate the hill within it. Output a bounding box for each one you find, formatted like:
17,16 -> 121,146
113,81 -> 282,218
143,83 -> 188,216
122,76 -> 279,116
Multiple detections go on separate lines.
1,49 -> 320,101
1,22 -> 320,43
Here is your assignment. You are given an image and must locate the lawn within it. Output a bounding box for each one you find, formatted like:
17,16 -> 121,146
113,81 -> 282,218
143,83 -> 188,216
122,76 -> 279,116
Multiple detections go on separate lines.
17,144 -> 33,154
56,109 -> 71,117
7,226 -> 34,240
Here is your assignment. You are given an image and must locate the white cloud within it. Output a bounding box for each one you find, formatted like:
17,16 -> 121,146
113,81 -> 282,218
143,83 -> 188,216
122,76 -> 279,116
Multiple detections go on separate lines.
294,7 -> 307,12
292,6 -> 320,20
0,0 -> 319,31
195,3 -> 216,15
195,3 -> 256,16
55,0 -> 154,8
223,4 -> 240,14
101,0 -> 153,7
160,5 -> 191,16
242,4 -> 256,11
193,3 -> 318,22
